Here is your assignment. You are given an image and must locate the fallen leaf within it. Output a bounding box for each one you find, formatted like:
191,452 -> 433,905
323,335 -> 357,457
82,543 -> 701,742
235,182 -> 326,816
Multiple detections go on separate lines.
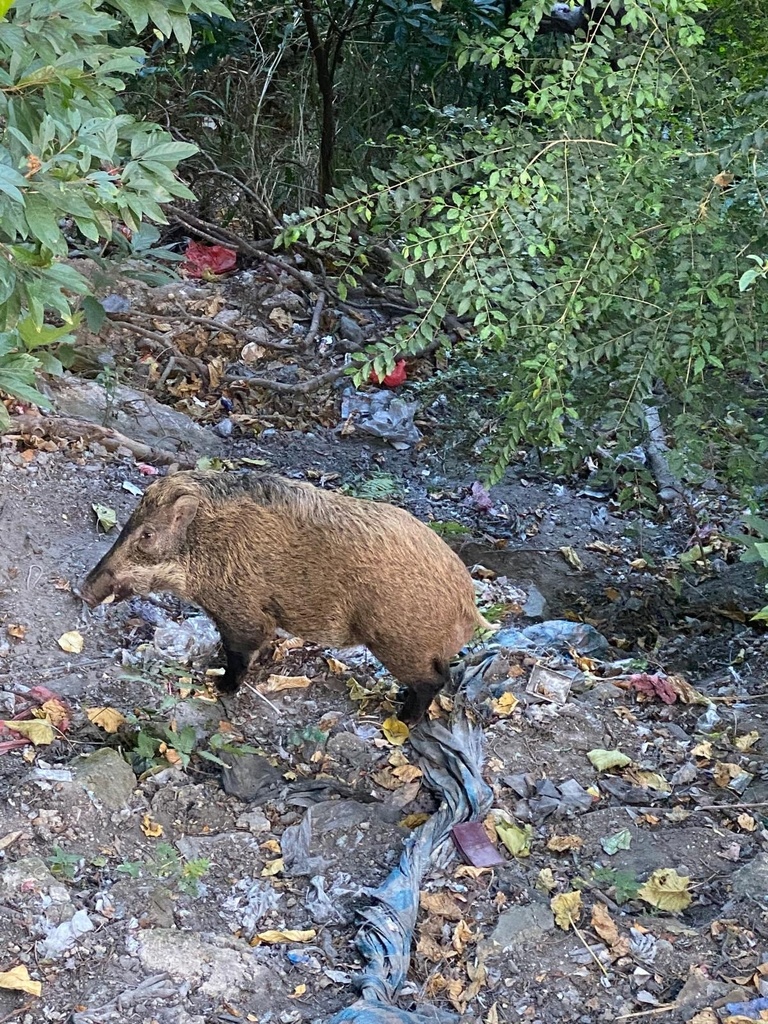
713,171 -> 735,187
392,764 -> 422,783
626,769 -> 672,793
733,731 -> 759,752
6,623 -> 26,640
601,828 -> 632,855
551,890 -> 582,930
688,1011 -> 718,1024
416,932 -> 446,962
141,814 -> 163,838
400,813 -> 430,828
737,813 -> 757,832
713,761 -> 742,788
536,867 -> 557,893
261,858 -> 284,877
255,929 -> 316,944
57,630 -> 84,654
420,892 -> 465,921
86,707 -> 126,733
692,740 -> 713,761
268,307 -> 293,331
637,869 -> 692,912
272,637 -> 305,662
452,919 -> 473,953
496,820 -> 533,858
260,674 -> 312,694
491,691 -> 519,716
326,656 -> 348,674
547,834 -> 583,853
2,719 -> 54,745
289,984 -> 307,998
587,748 -> 632,771
382,717 -> 410,745
559,546 -> 584,570
92,503 -> 117,532
591,901 -> 621,946
0,965 -> 42,997
38,699 -> 70,730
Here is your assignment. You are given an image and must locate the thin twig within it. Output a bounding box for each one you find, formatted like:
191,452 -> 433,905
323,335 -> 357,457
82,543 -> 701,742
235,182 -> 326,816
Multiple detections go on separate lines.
693,800 -> 768,812
302,291 -> 326,348
615,1004 -> 678,1020
242,680 -> 283,716
571,921 -> 608,978
226,364 -> 348,395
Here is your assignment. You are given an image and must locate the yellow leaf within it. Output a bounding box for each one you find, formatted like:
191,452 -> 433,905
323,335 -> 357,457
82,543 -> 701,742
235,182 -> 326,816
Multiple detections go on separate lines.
737,813 -> 757,832
261,857 -> 284,877
692,740 -> 713,761
2,719 -> 54,745
536,868 -> 557,893
637,869 -> 692,912
452,918 -> 473,953
392,764 -> 422,784
272,636 -> 305,662
713,761 -> 742,788
261,839 -> 281,854
626,768 -> 672,793
734,731 -> 759,752
496,820 -> 533,858
326,656 -> 348,674
591,902 -> 620,946
551,890 -> 582,930
400,813 -> 430,829
587,748 -> 631,771
261,674 -> 312,694
0,965 -> 42,997
7,623 -> 26,640
38,699 -> 69,728
57,630 -> 84,654
255,928 -> 316,944
547,834 -> 583,853
140,814 -> 163,838
86,707 -> 126,733
559,546 -> 584,570
382,717 -> 410,746
455,865 -> 492,880
491,692 -> 519,717
289,983 -> 307,998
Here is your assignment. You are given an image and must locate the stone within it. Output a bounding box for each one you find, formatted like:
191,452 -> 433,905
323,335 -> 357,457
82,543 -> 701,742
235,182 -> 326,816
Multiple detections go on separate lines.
730,851 -> 768,896
72,747 -> 136,811
480,900 -> 555,953
522,584 -> 549,620
1,855 -> 70,906
327,732 -> 375,768
137,929 -> 279,1000
235,810 -> 271,835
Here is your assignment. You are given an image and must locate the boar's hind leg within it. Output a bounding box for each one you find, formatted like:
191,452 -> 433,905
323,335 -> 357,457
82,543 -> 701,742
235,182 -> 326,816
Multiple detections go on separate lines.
218,646 -> 250,694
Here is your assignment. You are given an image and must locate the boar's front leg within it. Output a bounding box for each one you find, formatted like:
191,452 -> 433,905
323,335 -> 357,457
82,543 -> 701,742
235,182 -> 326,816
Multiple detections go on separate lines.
219,644 -> 251,694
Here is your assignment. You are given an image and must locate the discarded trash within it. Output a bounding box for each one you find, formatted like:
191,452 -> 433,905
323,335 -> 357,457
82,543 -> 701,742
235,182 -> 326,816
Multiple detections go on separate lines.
183,240 -> 237,277
451,821 -> 504,867
526,664 -> 573,705
37,908 -> 94,959
340,388 -> 422,448
151,615 -> 220,664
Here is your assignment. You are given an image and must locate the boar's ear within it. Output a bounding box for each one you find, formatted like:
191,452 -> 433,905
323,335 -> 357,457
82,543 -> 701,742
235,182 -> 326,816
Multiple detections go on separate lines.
169,494 -> 199,538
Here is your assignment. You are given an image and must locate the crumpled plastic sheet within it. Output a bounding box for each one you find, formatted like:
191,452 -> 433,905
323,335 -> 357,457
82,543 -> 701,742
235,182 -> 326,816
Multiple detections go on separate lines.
329,709 -> 492,1024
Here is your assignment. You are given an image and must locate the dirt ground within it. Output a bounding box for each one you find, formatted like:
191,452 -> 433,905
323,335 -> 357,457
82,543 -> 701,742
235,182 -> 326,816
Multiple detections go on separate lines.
1,279 -> 768,1024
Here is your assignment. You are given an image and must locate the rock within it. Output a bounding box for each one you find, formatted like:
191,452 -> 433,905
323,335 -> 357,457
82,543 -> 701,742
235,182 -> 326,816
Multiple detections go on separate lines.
674,966 -> 747,1015
262,289 -> 304,313
137,929 -> 279,1000
214,418 -> 234,438
1,855 -> 71,907
522,584 -> 549,620
220,753 -> 284,803
338,315 -> 364,348
479,900 -> 555,953
235,810 -> 271,834
327,731 -> 375,768
43,377 -> 225,458
730,851 -> 768,896
72,747 -> 136,811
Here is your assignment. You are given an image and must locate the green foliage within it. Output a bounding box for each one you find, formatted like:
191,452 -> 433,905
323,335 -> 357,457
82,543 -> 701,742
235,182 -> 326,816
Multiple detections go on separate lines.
730,515 -> 768,622
0,0 -> 229,428
48,845 -> 82,880
117,843 -> 211,897
280,0 -> 768,492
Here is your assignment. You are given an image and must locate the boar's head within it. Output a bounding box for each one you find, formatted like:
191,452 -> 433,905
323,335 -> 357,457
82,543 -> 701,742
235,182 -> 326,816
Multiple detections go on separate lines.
79,476 -> 201,607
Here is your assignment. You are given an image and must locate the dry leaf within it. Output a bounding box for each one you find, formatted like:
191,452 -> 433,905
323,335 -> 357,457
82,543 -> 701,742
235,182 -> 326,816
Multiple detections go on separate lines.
416,932 -> 446,962
591,902 -> 620,946
382,717 -> 410,745
326,656 -> 348,674
272,637 -> 305,662
7,623 -> 26,640
713,171 -> 735,187
559,546 -> 584,570
261,674 -> 312,694
141,814 -> 163,838
455,865 -> 493,880
268,308 -> 293,331
737,813 -> 757,832
692,740 -> 713,761
255,928 -> 316,944
0,965 -> 42,997
261,858 -> 284,877
57,630 -> 84,654
734,731 -> 759,752
452,918 -> 473,953
713,761 -> 742,788
37,699 -> 70,730
536,867 -> 557,893
2,719 -> 54,745
420,892 -> 465,921
688,1011 -> 718,1024
400,813 -> 430,828
547,834 -> 583,853
637,869 -> 692,912
289,984 -> 307,998
86,707 -> 126,733
626,768 -> 672,793
392,764 -> 423,783
587,748 -> 632,771
551,890 -> 582,930
490,692 -> 519,716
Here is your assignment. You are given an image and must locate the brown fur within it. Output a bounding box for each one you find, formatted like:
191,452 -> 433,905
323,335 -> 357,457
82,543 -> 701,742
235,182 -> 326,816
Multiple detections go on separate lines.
80,470 -> 487,722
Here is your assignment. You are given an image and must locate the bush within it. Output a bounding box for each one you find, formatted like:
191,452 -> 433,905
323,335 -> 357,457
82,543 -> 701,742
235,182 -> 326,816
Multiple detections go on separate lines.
0,0 -> 230,429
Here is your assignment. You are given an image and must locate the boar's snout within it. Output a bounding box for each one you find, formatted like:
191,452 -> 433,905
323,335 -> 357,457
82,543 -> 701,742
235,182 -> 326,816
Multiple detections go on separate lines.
79,562 -> 131,608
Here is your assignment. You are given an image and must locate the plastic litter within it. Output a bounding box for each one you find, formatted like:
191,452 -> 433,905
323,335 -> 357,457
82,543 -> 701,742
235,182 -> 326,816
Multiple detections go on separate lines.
151,615 -> 220,664
340,388 -> 422,448
329,708 -> 492,1024
37,907 -> 94,958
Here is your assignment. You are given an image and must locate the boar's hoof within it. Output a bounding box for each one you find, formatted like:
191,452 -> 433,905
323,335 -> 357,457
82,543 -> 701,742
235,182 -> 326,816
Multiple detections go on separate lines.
217,648 -> 250,694
398,683 -> 441,725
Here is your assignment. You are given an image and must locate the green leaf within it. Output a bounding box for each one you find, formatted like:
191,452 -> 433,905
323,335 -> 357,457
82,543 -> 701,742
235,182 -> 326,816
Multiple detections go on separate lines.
82,296 -> 107,333
23,193 -> 64,253
0,165 -> 26,204
588,749 -> 632,772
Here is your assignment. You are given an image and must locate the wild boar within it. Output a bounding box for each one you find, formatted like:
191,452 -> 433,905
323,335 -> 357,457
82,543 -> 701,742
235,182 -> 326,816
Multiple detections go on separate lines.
79,470 -> 488,722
